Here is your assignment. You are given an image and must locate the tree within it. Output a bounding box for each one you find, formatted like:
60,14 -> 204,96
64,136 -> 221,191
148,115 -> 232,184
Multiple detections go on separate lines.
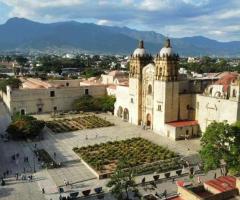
200,121 -> 240,175
6,114 -> 45,140
107,159 -> 136,200
0,78 -> 21,92
73,95 -> 116,112
72,95 -> 94,112
16,56 -> 28,67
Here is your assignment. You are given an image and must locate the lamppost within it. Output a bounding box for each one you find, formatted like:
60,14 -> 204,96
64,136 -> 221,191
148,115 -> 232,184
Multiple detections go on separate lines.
33,155 -> 36,173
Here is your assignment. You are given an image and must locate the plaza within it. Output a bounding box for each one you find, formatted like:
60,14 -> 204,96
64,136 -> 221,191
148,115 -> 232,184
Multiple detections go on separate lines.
0,109 -> 207,200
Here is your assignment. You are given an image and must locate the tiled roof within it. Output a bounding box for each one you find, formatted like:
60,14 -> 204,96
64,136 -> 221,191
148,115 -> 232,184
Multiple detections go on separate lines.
166,120 -> 198,127
204,176 -> 236,193
214,73 -> 238,92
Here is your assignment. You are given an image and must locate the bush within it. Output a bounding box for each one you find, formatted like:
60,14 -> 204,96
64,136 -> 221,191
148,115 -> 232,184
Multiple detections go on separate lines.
73,95 -> 116,112
7,114 -> 45,140
0,78 -> 21,92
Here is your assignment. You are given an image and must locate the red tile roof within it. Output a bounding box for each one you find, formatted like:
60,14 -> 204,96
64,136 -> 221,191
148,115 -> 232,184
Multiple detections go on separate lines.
214,73 -> 238,92
167,120 -> 198,128
204,176 -> 236,193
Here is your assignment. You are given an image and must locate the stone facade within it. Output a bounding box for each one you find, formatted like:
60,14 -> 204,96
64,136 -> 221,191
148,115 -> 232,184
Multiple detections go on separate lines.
1,78 -> 106,115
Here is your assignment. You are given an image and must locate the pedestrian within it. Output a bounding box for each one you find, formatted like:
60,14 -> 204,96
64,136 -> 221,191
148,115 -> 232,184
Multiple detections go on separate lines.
214,172 -> 217,179
59,195 -> 62,200
54,152 -> 56,158
163,189 -> 167,198
34,143 -> 37,148
172,177 -> 175,184
197,176 -> 201,184
42,188 -> 45,194
64,179 -> 67,186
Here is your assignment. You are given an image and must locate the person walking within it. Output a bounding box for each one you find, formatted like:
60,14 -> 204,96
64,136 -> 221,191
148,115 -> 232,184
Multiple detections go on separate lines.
214,172 -> 217,179
42,188 -> 45,194
54,152 -> 56,158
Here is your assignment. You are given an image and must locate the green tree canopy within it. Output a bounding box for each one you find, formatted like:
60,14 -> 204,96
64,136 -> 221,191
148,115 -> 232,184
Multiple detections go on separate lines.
0,78 -> 21,92
107,159 -> 137,200
73,95 -> 116,112
7,114 -> 45,140
16,56 -> 28,67
200,121 -> 240,175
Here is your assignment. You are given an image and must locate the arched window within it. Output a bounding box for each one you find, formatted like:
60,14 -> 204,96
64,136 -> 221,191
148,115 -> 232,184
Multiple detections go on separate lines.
232,89 -> 236,97
148,84 -> 152,95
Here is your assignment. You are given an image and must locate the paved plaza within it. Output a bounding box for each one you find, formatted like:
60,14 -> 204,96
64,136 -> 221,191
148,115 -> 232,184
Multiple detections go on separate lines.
0,112 -> 205,200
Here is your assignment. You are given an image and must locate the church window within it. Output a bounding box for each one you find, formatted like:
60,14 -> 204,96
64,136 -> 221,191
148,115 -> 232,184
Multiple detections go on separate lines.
130,98 -> 134,103
85,89 -> 89,95
158,105 -> 162,111
232,89 -> 236,97
148,84 -> 152,95
186,105 -> 190,110
66,82 -> 69,87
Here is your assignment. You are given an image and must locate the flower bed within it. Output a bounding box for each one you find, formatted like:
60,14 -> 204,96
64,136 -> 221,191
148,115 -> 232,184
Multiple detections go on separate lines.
73,137 -> 181,178
46,115 -> 113,133
34,149 -> 59,169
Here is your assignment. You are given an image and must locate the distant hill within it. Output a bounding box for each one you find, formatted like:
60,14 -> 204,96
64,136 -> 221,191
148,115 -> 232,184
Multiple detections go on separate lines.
0,17 -> 239,56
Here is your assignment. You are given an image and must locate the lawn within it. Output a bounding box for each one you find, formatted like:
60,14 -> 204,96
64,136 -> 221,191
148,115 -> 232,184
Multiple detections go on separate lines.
46,115 -> 113,133
73,137 -> 181,176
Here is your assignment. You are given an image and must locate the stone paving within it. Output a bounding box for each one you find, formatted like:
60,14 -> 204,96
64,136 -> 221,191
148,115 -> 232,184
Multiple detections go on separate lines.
0,112 -> 205,200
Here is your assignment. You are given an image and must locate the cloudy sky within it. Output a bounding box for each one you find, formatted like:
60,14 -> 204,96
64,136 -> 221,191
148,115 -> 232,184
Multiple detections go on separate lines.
0,0 -> 239,41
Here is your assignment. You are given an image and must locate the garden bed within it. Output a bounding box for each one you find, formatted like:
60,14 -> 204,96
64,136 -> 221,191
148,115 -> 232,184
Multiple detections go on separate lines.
46,115 -> 113,133
34,149 -> 59,169
73,137 -> 181,178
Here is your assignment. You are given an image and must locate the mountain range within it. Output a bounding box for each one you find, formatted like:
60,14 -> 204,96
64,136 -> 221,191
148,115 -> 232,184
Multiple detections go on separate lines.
0,17 -> 239,56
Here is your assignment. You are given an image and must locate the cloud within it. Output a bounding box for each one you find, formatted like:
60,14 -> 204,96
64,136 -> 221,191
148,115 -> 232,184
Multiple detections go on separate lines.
0,0 -> 239,41
97,19 -> 113,26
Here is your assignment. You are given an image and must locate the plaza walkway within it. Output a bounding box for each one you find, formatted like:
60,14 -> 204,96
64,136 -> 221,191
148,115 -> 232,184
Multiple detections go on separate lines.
0,112 -> 204,200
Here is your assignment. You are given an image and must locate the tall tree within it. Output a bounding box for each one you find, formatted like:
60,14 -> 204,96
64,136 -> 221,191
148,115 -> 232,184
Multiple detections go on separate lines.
107,160 -> 137,200
200,121 -> 240,175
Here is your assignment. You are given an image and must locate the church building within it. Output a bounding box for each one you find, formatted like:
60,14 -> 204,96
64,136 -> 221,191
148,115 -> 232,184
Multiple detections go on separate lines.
114,39 -> 240,140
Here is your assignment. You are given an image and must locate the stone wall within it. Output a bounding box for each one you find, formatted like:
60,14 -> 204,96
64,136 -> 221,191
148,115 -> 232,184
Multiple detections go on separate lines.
3,85 -> 106,115
196,95 -> 240,132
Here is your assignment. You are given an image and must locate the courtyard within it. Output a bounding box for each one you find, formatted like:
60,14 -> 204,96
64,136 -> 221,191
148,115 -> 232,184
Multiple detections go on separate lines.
0,111 -> 202,200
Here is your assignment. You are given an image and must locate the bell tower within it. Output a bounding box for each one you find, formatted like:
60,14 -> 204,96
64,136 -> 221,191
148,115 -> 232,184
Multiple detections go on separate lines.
153,39 -> 180,133
129,40 -> 152,125
155,39 -> 179,81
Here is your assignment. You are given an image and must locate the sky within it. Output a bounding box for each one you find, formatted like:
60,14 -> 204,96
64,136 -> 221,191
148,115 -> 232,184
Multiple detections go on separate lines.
0,0 -> 239,42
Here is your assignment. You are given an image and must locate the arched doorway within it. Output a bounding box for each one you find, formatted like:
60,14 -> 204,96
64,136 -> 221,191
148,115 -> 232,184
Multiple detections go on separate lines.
117,106 -> 123,118
123,108 -> 129,121
146,113 -> 151,127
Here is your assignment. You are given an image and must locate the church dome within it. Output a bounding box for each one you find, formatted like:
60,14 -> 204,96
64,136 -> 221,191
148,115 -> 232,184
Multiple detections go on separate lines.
132,40 -> 147,57
159,38 -> 174,57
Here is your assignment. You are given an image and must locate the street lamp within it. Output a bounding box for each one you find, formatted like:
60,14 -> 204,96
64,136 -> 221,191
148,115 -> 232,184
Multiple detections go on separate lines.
33,153 -> 36,173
